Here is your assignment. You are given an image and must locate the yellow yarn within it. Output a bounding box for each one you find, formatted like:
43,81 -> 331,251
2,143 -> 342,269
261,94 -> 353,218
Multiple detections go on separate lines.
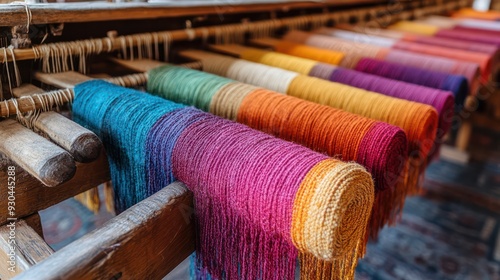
388,21 -> 440,35
274,40 -> 346,65
241,48 -> 318,75
293,158 -> 374,279
287,75 -> 438,158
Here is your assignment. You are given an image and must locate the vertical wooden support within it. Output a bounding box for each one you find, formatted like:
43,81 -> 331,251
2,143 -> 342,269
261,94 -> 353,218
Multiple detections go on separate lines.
14,182 -> 195,280
0,219 -> 54,279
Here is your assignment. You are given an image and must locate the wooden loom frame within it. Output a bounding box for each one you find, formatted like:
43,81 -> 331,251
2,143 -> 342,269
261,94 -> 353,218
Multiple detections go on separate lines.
0,0 -> 476,279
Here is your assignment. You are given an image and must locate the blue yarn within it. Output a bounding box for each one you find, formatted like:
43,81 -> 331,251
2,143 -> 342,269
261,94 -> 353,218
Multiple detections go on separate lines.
73,80 -> 184,212
145,107 -> 210,197
73,80 -> 125,138
441,75 -> 469,107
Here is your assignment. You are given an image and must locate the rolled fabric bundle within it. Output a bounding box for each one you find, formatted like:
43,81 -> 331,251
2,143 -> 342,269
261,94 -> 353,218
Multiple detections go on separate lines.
282,30 -> 383,68
355,57 -> 469,107
239,48 -> 454,137
419,15 -> 500,31
315,28 -> 491,80
282,30 -> 480,89
455,19 -> 500,31
74,80 -> 375,280
148,64 -> 408,237
402,34 -> 499,55
452,26 -> 500,35
391,41 -> 491,80
332,24 -> 499,55
273,40 -> 346,65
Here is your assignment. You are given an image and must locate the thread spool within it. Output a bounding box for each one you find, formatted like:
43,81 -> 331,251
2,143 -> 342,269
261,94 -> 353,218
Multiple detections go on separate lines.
237,47 -> 454,136
435,28 -> 500,46
452,8 -> 500,21
388,21 -> 440,35
316,27 -> 492,80
179,51 -> 438,162
354,57 -> 469,107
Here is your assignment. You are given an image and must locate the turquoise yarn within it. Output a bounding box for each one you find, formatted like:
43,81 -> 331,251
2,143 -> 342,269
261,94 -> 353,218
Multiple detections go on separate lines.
73,80 -> 184,212
148,65 -> 233,111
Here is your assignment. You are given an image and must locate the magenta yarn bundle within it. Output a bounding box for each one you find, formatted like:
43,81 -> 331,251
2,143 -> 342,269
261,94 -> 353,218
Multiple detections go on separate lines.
354,57 -> 469,107
308,64 -> 455,136
380,49 -> 480,86
172,117 -> 321,279
403,35 -> 499,55
435,29 -> 500,46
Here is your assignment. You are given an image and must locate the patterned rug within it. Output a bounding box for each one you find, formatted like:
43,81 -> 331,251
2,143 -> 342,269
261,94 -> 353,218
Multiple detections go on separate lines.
356,196 -> 500,280
39,186 -> 114,251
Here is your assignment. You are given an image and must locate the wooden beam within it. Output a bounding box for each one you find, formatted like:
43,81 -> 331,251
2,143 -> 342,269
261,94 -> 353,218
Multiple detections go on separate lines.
0,0 -> 386,27
0,4 -> 384,63
0,119 -> 76,187
34,72 -> 92,89
22,214 -> 44,240
14,182 -> 195,280
0,150 -> 110,226
0,220 -> 54,279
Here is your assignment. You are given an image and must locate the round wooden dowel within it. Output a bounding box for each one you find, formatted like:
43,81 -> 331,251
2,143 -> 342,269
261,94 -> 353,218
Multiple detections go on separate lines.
0,119 -> 76,187
34,112 -> 102,163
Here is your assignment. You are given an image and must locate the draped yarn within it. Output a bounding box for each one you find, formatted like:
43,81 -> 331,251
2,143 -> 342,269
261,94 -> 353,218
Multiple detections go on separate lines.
239,48 -> 454,137
148,65 -> 408,238
271,39 -> 470,105
282,30 -> 479,93
73,80 -> 375,280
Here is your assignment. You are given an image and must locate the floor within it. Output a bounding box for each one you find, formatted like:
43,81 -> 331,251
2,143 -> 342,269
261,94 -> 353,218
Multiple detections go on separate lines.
39,124 -> 500,280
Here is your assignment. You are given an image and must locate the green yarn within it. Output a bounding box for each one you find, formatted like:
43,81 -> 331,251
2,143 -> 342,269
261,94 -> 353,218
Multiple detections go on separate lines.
148,65 -> 233,111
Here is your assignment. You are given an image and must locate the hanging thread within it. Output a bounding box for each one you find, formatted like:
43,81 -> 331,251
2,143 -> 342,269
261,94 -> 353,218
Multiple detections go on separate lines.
73,80 -> 375,280
148,64 -> 408,238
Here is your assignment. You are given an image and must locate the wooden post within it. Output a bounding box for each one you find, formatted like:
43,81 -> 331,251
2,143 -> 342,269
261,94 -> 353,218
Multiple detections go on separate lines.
0,119 -> 76,187
14,182 -> 195,280
13,84 -> 102,163
0,220 -> 54,279
34,112 -> 102,163
0,150 -> 110,225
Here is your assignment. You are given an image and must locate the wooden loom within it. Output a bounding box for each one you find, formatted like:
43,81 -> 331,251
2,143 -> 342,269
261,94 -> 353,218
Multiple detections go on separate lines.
0,0 -> 485,279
